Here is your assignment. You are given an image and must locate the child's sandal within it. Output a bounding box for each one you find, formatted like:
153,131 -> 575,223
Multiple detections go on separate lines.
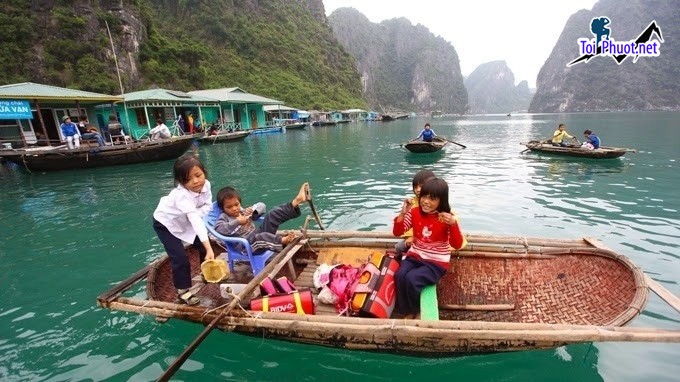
178,290 -> 200,306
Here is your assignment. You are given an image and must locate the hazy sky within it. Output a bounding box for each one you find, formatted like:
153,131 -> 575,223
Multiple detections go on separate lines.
323,0 -> 598,88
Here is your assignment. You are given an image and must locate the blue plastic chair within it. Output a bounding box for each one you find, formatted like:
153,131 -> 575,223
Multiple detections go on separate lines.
204,202 -> 275,275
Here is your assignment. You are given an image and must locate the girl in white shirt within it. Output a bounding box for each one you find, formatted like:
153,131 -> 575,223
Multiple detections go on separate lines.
152,155 -> 215,305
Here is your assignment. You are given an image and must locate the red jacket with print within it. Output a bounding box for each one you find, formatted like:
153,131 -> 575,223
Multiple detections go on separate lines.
393,207 -> 466,269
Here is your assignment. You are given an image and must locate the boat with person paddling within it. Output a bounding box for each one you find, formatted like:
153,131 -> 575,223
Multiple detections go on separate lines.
521,140 -> 634,159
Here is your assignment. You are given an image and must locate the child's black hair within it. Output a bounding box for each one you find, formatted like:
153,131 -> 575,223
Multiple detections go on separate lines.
173,155 -> 207,186
216,186 -> 242,209
583,129 -> 592,135
412,169 -> 436,188
419,178 -> 451,213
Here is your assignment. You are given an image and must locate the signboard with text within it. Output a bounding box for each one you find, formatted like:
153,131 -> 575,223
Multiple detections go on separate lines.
0,99 -> 32,120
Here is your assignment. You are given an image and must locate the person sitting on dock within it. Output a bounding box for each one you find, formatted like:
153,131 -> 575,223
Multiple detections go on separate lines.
213,183 -> 310,253
581,129 -> 601,150
551,124 -> 576,147
77,115 -> 105,147
150,118 -> 172,140
60,116 -> 81,149
415,123 -> 436,142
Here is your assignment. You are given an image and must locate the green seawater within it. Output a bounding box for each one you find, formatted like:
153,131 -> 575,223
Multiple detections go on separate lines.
1,111 -> 678,381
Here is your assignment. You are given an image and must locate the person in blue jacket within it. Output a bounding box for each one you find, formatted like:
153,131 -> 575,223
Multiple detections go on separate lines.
60,116 -> 81,149
582,129 -> 601,149
416,123 -> 436,142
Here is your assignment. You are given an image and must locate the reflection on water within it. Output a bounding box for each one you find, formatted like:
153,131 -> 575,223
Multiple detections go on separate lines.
0,112 -> 678,381
527,156 -> 628,181
404,150 -> 445,165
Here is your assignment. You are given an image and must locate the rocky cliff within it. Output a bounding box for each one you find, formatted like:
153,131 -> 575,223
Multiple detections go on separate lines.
529,0 -> 678,112
328,7 -> 468,114
0,0 -> 365,110
464,61 -> 532,114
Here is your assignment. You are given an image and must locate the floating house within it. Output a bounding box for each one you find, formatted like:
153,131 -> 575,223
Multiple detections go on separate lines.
189,88 -> 283,131
328,110 -> 351,124
343,109 -> 368,122
97,88 -> 220,140
0,82 -> 123,148
263,105 -> 310,125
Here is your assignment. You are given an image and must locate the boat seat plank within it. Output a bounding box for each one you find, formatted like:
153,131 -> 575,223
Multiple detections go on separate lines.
420,285 -> 439,321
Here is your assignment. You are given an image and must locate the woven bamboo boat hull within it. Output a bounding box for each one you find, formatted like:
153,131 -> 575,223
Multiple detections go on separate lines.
94,231 -> 674,355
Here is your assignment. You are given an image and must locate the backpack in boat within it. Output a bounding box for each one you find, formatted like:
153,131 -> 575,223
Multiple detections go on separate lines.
350,251 -> 400,318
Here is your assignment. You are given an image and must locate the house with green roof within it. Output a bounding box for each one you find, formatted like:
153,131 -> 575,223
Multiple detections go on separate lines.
97,88 -> 220,140
188,88 -> 283,130
0,82 -> 122,147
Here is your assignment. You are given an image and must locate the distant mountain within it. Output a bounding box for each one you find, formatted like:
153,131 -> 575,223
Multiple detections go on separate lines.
0,0 -> 365,110
464,61 -> 532,114
328,8 -> 468,114
530,0 -> 679,112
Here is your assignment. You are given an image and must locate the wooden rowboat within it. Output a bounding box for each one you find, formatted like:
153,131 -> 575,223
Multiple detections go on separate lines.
0,135 -> 196,172
522,140 -> 632,159
283,122 -> 307,130
199,131 -> 250,144
403,136 -> 447,153
97,230 -> 680,355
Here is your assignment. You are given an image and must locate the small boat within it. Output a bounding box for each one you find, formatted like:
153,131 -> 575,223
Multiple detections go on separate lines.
250,126 -> 284,135
311,120 -> 337,127
199,131 -> 250,144
403,136 -> 447,153
97,229 -> 680,355
522,140 -> 632,159
0,135 -> 196,172
283,122 -> 307,130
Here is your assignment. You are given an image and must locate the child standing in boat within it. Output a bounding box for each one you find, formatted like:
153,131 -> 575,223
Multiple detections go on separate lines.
213,183 -> 309,253
395,169 -> 436,258
152,155 -> 215,305
392,177 -> 467,317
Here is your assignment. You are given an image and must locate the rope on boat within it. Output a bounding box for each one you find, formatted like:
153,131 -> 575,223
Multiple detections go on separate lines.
20,154 -> 32,174
513,236 -> 530,254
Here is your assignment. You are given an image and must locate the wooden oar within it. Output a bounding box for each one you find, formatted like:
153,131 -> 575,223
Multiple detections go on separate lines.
443,138 -> 466,149
305,184 -> 324,230
157,237 -> 304,381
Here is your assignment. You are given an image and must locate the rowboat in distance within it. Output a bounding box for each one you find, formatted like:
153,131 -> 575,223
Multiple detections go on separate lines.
311,120 -> 337,127
403,136 -> 447,153
0,135 -> 196,172
97,229 -> 680,355
283,122 -> 307,130
199,131 -> 250,144
522,140 -> 633,159
250,126 -> 284,135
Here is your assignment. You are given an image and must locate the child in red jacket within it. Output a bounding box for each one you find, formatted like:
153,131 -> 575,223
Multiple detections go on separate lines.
392,177 -> 467,316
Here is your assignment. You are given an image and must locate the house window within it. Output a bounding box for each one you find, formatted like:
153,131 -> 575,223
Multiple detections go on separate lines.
135,109 -> 148,126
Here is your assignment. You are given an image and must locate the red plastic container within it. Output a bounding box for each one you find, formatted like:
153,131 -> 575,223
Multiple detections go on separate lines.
250,289 -> 315,315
